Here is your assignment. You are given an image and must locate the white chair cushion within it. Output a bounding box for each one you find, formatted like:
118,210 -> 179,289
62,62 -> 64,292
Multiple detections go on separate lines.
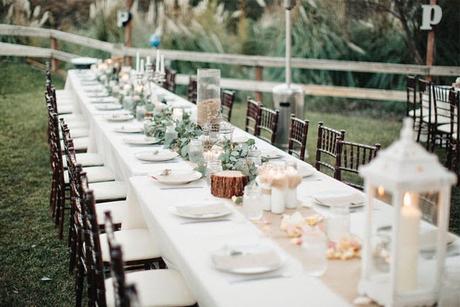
423,114 -> 451,125
60,137 -> 88,151
105,269 -> 196,307
438,124 -> 457,139
58,104 -> 75,115
99,229 -> 161,263
63,153 -> 104,168
95,200 -> 127,225
408,108 -> 421,117
60,113 -> 85,122
64,166 -> 115,184
89,181 -> 127,202
60,127 -> 89,139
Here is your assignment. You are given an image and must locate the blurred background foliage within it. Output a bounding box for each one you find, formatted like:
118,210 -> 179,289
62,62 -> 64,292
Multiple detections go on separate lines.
1,0 -> 459,117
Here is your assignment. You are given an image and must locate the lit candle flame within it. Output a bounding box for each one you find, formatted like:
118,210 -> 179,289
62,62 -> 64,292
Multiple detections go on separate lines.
403,192 -> 412,207
377,186 -> 385,197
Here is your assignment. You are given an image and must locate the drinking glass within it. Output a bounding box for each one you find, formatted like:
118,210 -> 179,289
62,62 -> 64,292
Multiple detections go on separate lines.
301,226 -> 328,276
206,160 -> 223,184
218,121 -> 234,143
136,105 -> 146,121
243,184 -> 263,221
326,204 -> 350,242
164,125 -> 177,146
143,116 -> 154,137
439,266 -> 460,307
188,139 -> 204,164
248,149 -> 262,167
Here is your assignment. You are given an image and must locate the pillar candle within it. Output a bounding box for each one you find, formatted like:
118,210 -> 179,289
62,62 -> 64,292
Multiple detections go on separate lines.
397,192 -> 421,292
160,55 -> 165,74
155,50 -> 160,72
135,51 -> 140,72
140,59 -> 144,73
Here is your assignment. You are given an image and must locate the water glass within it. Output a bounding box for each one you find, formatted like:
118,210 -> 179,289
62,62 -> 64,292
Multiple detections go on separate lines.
164,125 -> 178,146
136,105 -> 146,121
248,149 -> 262,167
439,266 -> 460,307
188,139 -> 204,164
218,121 -> 234,142
326,204 -> 350,242
301,226 -> 328,277
143,116 -> 154,137
243,184 -> 264,221
206,160 -> 223,184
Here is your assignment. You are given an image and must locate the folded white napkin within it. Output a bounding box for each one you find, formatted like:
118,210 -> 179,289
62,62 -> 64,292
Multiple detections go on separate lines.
313,190 -> 365,207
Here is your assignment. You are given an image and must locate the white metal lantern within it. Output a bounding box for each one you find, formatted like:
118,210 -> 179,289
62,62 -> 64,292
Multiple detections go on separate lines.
358,118 -> 456,307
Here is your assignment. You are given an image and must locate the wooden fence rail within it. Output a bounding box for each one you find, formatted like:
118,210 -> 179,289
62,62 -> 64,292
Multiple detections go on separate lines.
1,23 -> 459,102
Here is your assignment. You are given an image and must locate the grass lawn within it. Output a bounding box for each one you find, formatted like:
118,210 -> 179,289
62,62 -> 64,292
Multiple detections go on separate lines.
0,59 -> 457,305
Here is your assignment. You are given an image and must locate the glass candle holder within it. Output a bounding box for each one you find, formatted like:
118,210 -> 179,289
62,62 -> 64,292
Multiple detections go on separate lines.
197,69 -> 221,127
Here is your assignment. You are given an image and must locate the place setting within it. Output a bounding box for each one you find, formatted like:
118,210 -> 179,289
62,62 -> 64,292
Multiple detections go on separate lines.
150,168 -> 205,190
123,135 -> 160,146
103,111 -> 134,122
169,200 -> 233,224
95,103 -> 123,111
113,123 -> 144,134
135,149 -> 179,163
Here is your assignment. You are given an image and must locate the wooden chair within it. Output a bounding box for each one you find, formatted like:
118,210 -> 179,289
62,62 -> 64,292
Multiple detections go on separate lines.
104,212 -> 196,307
125,284 -> 141,307
315,122 -> 346,176
430,85 -> 453,151
245,98 -> 261,135
335,140 -> 381,190
187,75 -> 197,104
256,106 -> 279,145
221,89 -> 236,122
163,68 -> 177,93
288,115 -> 309,161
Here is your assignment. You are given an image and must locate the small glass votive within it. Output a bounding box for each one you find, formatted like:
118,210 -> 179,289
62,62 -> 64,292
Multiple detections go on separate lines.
136,105 -> 146,121
242,184 -> 263,221
206,160 -> 223,184
326,204 -> 350,242
248,149 -> 262,167
301,226 -> 328,277
188,139 -> 204,165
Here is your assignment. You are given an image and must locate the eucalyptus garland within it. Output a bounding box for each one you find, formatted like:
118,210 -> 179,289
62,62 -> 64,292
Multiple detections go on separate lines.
164,112 -> 202,159
219,138 -> 258,180
147,108 -> 174,142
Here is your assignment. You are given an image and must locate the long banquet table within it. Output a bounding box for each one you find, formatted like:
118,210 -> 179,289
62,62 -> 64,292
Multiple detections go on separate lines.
64,70 -> 460,307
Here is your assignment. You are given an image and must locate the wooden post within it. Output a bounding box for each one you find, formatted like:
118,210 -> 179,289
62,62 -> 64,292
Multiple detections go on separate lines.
124,0 -> 134,65
425,0 -> 437,81
255,66 -> 263,102
50,37 -> 58,72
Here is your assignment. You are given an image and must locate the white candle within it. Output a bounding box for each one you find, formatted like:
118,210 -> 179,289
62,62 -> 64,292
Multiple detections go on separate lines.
397,192 -> 421,292
140,59 -> 144,73
172,108 -> 184,121
155,50 -> 160,72
160,55 -> 165,74
135,51 -> 140,72
146,56 -> 151,66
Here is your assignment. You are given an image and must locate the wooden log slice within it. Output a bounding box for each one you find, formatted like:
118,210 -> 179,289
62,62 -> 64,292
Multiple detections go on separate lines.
211,170 -> 249,198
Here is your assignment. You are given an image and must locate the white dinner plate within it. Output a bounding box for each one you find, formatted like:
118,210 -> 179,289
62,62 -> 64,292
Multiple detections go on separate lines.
87,92 -> 109,98
211,244 -> 284,275
232,135 -> 250,143
311,190 -> 366,208
114,124 -> 144,133
297,164 -> 316,178
152,169 -> 202,185
262,151 -> 282,160
105,113 -> 134,122
135,150 -> 178,162
123,136 -> 160,145
95,103 -> 123,111
169,201 -> 232,219
90,97 -> 118,104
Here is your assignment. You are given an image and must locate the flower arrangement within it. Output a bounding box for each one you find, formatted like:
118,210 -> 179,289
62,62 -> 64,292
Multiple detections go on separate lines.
219,139 -> 258,181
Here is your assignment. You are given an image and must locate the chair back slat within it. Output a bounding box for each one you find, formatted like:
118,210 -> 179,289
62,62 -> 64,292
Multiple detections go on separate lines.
433,85 -> 452,126
245,98 -> 261,135
335,140 -> 381,190
163,68 -> 177,93
221,89 -> 236,122
288,115 -> 309,160
315,122 -> 346,176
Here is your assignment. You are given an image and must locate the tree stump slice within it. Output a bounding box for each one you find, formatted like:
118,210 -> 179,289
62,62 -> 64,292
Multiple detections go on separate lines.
211,170 -> 249,198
